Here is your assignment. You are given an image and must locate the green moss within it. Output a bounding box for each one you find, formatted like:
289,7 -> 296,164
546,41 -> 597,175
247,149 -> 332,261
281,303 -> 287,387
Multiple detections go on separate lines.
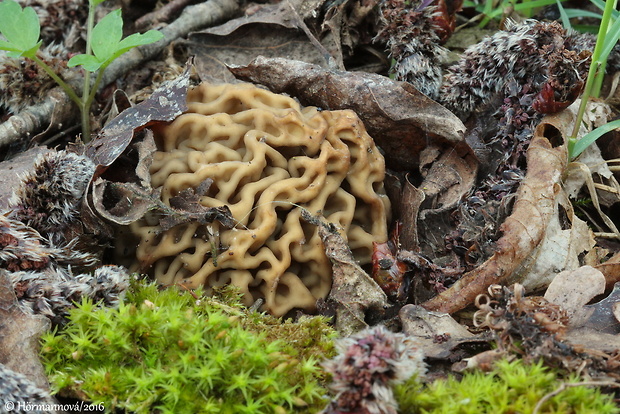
395,359 -> 619,414
40,279 -> 336,413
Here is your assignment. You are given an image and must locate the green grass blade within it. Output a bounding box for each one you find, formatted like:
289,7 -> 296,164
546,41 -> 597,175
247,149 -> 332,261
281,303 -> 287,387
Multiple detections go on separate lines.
561,8 -> 603,19
571,119 -> 620,159
599,17 -> 620,62
556,0 -> 572,29
513,0 -> 560,10
590,0 -> 619,19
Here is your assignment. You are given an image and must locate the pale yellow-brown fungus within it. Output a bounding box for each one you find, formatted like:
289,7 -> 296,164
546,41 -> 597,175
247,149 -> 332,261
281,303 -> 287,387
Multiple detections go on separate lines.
129,83 -> 390,316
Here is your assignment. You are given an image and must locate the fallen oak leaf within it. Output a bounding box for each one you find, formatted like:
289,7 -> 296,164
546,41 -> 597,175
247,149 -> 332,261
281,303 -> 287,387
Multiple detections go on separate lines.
229,56 -> 469,170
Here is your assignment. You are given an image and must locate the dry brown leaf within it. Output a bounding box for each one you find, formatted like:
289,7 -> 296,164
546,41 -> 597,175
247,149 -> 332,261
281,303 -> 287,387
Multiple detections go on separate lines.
399,175 -> 425,251
543,266 -> 618,354
418,144 -> 478,211
554,279 -> 620,353
596,250 -> 620,287
184,0 -> 333,82
86,130 -> 158,229
229,56 -> 469,171
186,26 -> 331,83
508,188 -> 594,292
0,270 -> 51,389
564,328 -> 620,355
85,66 -> 190,169
159,190 -> 235,232
321,0 -> 381,68
422,111 -> 570,313
578,283 -> 620,334
313,214 -> 389,336
544,266 -> 606,319
90,180 -> 158,226
399,304 -> 486,360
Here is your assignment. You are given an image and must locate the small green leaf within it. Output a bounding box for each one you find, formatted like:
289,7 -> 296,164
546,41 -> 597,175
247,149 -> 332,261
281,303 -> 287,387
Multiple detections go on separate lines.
117,30 -> 163,52
107,30 -> 163,62
0,0 -> 41,57
89,0 -> 108,6
0,39 -> 22,53
90,9 -> 123,63
67,54 -> 102,71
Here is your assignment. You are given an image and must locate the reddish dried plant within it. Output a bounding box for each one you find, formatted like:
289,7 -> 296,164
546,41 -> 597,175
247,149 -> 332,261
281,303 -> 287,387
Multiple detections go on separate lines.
372,222 -> 408,301
322,325 -> 425,414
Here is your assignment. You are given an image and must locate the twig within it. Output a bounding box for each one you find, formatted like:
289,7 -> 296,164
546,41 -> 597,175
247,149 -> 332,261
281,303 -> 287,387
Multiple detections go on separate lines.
0,0 -> 240,150
532,381 -> 620,414
0,88 -> 69,149
134,0 -> 196,30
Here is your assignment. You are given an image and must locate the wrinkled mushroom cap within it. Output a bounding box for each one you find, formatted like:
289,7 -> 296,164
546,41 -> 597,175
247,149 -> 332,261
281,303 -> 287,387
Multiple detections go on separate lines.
128,83 -> 390,316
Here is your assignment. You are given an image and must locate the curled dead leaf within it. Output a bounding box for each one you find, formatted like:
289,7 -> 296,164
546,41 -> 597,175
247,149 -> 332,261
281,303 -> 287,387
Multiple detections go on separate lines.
185,0 -> 334,82
86,65 -> 190,169
418,143 -> 478,211
596,250 -> 620,287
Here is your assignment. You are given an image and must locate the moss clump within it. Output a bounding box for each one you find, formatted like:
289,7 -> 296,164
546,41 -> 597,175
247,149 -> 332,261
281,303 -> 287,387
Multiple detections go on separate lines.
395,358 -> 619,414
40,280 -> 335,413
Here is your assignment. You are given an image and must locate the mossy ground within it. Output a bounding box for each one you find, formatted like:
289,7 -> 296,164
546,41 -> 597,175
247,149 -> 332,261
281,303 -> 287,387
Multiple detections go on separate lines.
395,358 -> 619,414
40,279 -> 336,414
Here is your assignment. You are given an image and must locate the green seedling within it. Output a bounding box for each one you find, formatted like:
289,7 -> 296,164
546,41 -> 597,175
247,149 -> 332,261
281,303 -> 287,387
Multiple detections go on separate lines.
0,0 -> 163,141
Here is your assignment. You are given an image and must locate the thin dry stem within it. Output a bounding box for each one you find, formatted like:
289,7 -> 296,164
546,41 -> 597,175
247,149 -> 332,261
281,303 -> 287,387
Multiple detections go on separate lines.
533,381 -> 620,414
